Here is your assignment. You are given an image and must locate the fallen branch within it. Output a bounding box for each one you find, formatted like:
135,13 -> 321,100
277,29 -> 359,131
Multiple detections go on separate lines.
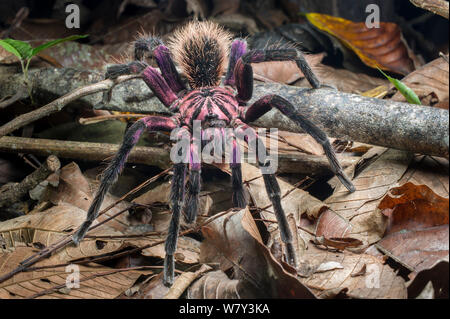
0,155 -> 60,208
0,136 -> 358,174
0,68 -> 448,158
410,0 -> 449,19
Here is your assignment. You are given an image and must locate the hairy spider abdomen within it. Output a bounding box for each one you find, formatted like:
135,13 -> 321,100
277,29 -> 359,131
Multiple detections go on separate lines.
174,87 -> 238,128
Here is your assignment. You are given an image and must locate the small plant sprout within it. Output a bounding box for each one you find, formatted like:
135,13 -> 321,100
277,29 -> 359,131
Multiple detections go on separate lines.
0,35 -> 88,102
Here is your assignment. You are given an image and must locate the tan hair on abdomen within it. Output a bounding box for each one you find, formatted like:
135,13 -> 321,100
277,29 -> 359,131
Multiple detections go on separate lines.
168,21 -> 232,89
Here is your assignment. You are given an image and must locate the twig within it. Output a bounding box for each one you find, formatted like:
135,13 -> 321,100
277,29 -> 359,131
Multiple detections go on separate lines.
0,7 -> 29,38
0,68 -> 447,157
0,136 -> 358,175
410,0 -> 449,19
0,136 -> 172,169
0,74 -> 139,138
0,88 -> 27,109
0,155 -> 60,208
79,113 -> 148,125
163,265 -> 213,299
28,265 -> 182,299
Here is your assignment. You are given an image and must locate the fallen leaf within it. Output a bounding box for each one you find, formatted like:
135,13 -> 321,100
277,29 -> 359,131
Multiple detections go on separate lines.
187,270 -> 241,299
201,208 -> 316,298
0,246 -> 141,299
376,182 -> 449,274
306,13 -> 415,75
325,148 -> 414,247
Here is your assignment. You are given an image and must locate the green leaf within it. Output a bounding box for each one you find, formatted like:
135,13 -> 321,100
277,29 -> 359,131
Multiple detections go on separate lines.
378,68 -> 421,105
31,34 -> 89,56
0,39 -> 33,59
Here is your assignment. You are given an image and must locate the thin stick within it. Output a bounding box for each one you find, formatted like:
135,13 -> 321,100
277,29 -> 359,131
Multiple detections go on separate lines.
79,114 -> 148,125
0,74 -> 139,138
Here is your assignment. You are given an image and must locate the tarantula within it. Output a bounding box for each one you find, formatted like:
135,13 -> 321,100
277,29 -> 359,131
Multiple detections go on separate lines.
72,21 -> 355,286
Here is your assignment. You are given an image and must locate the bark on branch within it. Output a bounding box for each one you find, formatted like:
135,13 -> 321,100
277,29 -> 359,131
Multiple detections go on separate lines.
0,155 -> 60,208
0,136 -> 358,175
410,0 -> 449,19
0,67 -> 448,158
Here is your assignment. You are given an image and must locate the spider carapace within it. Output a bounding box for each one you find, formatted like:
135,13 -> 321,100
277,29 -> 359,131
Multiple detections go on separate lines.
72,21 -> 356,286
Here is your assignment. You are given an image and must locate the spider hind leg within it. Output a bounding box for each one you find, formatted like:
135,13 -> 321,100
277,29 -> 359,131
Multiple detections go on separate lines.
165,163 -> 187,286
244,94 -> 355,193
234,123 -> 297,267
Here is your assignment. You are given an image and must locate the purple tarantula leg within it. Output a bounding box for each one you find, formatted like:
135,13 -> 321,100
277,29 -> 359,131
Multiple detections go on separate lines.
134,36 -> 186,93
230,133 -> 247,208
141,66 -> 178,108
224,39 -> 247,87
72,116 -> 178,245
154,45 -> 186,94
234,48 -> 322,103
244,94 -> 355,192
106,61 -> 178,109
234,121 -> 297,267
184,139 -> 201,224
165,127 -> 190,286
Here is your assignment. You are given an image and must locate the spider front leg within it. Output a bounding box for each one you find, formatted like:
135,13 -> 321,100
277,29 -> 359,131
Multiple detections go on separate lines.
234,48 -> 322,103
234,121 -> 297,267
244,94 -> 355,192
224,38 -> 247,87
108,37 -> 185,94
72,116 -> 178,245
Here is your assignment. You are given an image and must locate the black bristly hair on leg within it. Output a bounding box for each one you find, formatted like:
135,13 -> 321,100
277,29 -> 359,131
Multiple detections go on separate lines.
243,94 -> 355,193
231,163 -> 247,208
164,163 -> 187,286
72,119 -> 147,245
134,37 -> 164,61
234,122 -> 298,268
105,61 -> 147,79
184,169 -> 201,224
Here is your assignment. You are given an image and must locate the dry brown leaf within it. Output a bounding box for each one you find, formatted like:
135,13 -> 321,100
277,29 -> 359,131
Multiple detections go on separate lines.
391,55 -> 449,106
122,272 -> 169,299
376,183 -> 449,274
399,155 -> 449,198
300,250 -> 407,299
0,205 -> 124,261
325,148 -> 413,247
306,13 -> 415,75
201,208 -> 316,298
0,246 -> 141,299
240,162 -> 330,260
164,264 -> 212,299
275,131 -> 324,156
42,162 -> 131,235
187,270 -> 241,299
312,64 -> 389,93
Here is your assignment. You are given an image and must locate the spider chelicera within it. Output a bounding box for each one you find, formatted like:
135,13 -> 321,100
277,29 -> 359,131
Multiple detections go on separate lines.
72,21 -> 355,286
